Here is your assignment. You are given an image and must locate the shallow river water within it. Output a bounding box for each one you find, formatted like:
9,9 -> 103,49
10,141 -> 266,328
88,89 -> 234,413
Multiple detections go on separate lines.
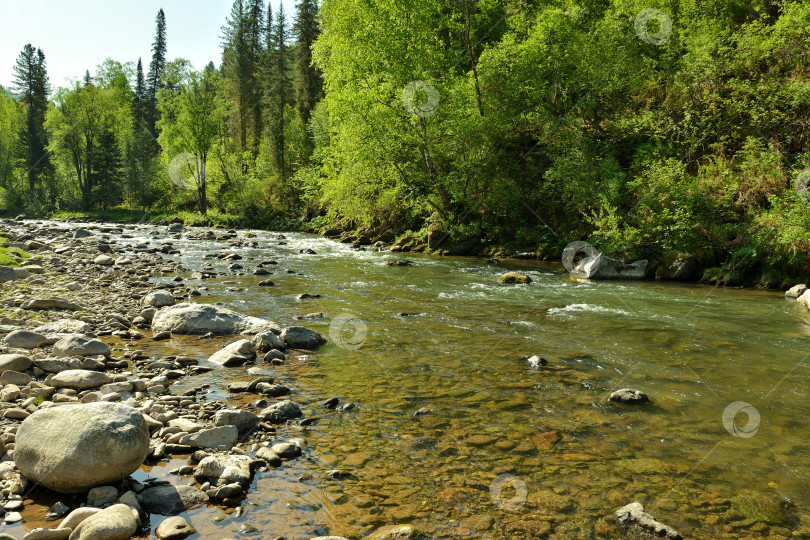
13,222 -> 810,539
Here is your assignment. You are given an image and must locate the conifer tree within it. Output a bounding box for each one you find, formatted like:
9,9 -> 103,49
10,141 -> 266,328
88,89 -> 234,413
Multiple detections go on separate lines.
13,44 -> 52,197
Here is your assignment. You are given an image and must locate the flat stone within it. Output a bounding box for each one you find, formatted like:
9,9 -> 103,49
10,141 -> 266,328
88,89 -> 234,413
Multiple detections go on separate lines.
179,426 -> 238,450
5,329 -> 47,349
0,353 -> 32,372
22,298 -> 81,311
51,370 -> 113,390
52,335 -> 110,357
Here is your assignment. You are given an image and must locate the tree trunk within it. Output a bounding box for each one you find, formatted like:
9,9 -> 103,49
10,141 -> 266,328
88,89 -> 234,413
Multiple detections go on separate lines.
197,156 -> 207,215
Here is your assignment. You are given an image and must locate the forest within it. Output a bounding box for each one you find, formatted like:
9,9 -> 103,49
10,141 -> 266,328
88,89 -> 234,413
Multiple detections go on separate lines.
1,0 -> 810,285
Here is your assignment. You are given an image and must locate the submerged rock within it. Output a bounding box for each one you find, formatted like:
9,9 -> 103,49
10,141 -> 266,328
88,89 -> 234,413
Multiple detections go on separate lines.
615,502 -> 681,539
498,272 -> 532,284
608,388 -> 649,404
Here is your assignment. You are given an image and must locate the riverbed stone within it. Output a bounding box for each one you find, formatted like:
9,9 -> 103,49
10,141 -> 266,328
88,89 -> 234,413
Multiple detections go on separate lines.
0,266 -> 17,283
615,502 -> 681,539
22,298 -> 81,311
35,319 -> 92,335
68,503 -> 138,540
208,339 -> 256,367
364,525 -> 422,539
787,284 -> 808,299
14,402 -> 150,493
609,388 -> 649,404
155,516 -> 196,540
139,485 -> 209,515
52,336 -> 110,357
93,255 -> 114,266
151,303 -> 279,335
252,331 -> 286,352
142,291 -> 175,308
498,272 -> 532,284
213,409 -> 259,434
51,370 -> 113,390
23,528 -> 72,540
0,370 -> 32,386
58,507 -> 100,530
4,329 -> 47,349
258,399 -> 302,424
87,486 -> 119,507
194,454 -> 255,487
280,326 -> 325,349
575,253 -> 647,279
179,425 -> 238,450
0,354 -> 32,372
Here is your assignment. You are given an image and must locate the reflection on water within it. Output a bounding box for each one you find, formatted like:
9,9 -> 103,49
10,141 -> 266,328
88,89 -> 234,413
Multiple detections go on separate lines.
21,222 -> 810,538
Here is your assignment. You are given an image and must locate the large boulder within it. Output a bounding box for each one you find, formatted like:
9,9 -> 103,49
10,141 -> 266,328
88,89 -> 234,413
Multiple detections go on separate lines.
51,369 -> 113,390
139,485 -> 209,515
786,284 -> 808,299
151,303 -> 279,335
574,253 -> 647,280
208,339 -> 256,367
14,402 -> 150,493
52,335 -> 110,357
0,354 -> 32,372
68,503 -> 139,540
141,291 -> 175,308
35,319 -> 92,335
4,329 -> 46,349
280,326 -> 325,350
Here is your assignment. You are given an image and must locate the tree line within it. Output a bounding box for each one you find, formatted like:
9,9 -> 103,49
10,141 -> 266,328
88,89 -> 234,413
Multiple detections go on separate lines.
0,0 -> 321,217
1,0 -> 810,282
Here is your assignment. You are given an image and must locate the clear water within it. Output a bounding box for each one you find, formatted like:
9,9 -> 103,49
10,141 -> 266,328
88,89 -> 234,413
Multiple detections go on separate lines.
17,222 -> 810,538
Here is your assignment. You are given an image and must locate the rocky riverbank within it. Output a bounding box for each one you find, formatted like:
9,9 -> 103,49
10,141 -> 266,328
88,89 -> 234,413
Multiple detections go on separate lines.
0,218 -> 412,540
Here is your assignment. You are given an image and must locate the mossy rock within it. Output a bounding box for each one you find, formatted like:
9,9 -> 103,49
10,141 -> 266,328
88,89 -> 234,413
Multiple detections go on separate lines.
498,272 -> 532,284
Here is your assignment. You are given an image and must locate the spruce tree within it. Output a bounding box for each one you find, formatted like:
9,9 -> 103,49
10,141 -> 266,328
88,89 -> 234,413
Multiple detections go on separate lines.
266,3 -> 292,187
13,44 -> 52,197
293,0 -> 322,126
146,9 -> 167,137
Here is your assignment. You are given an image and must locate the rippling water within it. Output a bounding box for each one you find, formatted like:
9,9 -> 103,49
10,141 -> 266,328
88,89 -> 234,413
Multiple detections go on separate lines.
15,222 -> 810,538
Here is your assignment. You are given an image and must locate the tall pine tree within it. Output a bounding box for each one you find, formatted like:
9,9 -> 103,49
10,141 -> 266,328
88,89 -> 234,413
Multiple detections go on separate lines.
13,44 -> 52,198
222,0 -> 265,158
145,9 -> 167,139
293,0 -> 323,127
266,3 -> 292,188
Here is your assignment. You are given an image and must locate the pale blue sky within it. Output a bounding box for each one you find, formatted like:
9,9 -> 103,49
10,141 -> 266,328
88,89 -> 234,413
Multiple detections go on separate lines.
0,0 -> 297,91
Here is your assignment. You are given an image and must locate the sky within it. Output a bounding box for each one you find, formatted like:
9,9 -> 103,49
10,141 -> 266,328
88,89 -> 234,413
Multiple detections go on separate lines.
0,0 -> 297,91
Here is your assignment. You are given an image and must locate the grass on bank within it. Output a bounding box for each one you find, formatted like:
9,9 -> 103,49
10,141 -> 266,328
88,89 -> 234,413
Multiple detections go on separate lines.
0,233 -> 30,267
45,208 -> 307,231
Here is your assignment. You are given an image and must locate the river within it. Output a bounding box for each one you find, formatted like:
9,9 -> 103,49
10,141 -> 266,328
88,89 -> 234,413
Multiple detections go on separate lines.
13,221 -> 810,538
